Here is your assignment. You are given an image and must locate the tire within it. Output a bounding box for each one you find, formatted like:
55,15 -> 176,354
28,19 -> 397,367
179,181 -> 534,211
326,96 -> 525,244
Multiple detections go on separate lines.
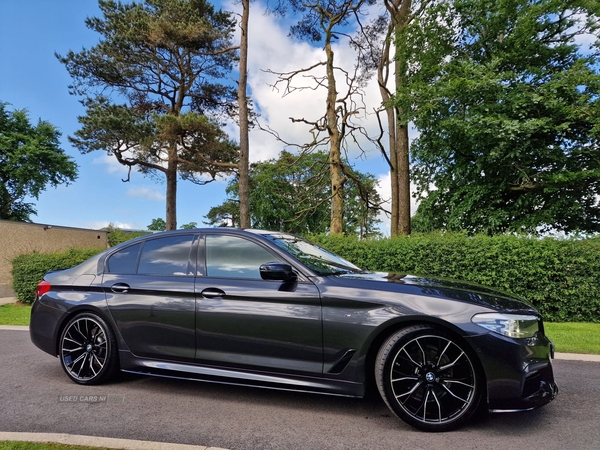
59,312 -> 119,385
375,325 -> 482,432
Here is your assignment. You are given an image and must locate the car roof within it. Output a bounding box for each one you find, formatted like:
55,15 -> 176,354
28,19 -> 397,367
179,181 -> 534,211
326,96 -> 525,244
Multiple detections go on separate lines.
129,228 -> 300,240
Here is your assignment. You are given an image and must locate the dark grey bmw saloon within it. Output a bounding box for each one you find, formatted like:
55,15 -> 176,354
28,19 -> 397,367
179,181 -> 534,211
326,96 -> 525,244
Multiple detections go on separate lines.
30,228 -> 557,431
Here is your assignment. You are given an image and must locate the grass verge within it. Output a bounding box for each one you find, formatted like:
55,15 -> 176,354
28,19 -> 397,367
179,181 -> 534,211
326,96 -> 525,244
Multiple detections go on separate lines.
0,303 -> 31,326
545,322 -> 600,354
0,303 -> 598,354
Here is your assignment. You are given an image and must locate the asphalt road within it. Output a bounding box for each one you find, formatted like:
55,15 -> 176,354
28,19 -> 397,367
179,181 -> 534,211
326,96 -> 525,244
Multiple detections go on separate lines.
1,329 -> 599,450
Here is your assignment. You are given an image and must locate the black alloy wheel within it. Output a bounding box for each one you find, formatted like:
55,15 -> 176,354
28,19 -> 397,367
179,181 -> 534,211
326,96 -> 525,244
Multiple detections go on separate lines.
376,325 -> 482,432
59,312 -> 118,385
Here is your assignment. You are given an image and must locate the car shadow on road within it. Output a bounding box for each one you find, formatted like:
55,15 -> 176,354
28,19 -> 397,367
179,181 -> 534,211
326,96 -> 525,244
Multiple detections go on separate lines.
105,370 -> 553,433
35,352 -> 556,436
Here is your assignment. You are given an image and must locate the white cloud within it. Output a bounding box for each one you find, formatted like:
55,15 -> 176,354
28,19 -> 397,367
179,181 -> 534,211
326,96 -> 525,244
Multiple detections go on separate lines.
238,4 -> 424,166
91,148 -> 168,178
571,13 -> 598,54
574,32 -> 597,53
85,221 -> 134,230
376,173 -> 392,235
126,187 -> 166,202
226,1 -> 390,164
92,153 -> 129,175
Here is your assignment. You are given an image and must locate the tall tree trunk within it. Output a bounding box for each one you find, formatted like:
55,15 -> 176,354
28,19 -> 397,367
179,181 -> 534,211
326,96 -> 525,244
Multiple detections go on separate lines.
330,150 -> 344,235
394,0 -> 412,236
238,0 -> 251,229
377,0 -> 414,236
165,143 -> 178,230
393,0 -> 412,236
325,40 -> 344,235
397,123 -> 411,235
378,70 -> 399,235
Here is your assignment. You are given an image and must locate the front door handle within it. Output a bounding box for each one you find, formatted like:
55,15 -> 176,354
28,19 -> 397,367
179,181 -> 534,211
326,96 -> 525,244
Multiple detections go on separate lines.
200,288 -> 226,299
111,283 -> 130,293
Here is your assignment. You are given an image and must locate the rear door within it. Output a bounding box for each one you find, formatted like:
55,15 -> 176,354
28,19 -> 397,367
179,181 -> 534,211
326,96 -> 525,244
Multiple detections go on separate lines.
104,234 -> 197,362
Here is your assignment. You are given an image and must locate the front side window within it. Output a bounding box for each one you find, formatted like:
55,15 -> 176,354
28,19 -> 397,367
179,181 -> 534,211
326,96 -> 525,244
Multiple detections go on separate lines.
267,235 -> 361,275
137,235 -> 195,276
205,235 -> 280,279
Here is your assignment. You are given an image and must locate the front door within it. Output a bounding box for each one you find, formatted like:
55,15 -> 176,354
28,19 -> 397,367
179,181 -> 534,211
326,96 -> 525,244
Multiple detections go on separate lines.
194,233 -> 323,375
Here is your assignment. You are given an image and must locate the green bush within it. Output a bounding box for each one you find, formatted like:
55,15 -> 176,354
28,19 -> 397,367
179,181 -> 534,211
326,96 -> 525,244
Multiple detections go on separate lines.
309,233 -> 600,323
12,248 -> 102,304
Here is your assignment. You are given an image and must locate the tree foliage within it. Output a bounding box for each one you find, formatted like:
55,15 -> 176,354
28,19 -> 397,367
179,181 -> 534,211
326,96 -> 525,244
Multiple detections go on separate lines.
180,221 -> 198,229
147,217 -> 167,231
58,0 -> 239,230
203,199 -> 240,228
406,0 -> 600,234
105,223 -> 150,246
206,151 -> 382,237
0,103 -> 78,221
148,217 -> 197,230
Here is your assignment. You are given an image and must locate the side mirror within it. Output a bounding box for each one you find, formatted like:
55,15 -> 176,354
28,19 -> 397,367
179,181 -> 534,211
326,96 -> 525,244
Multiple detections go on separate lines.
260,263 -> 297,282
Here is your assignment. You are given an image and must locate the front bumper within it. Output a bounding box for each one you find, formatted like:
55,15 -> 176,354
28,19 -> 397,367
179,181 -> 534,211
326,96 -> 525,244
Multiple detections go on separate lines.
466,331 -> 558,411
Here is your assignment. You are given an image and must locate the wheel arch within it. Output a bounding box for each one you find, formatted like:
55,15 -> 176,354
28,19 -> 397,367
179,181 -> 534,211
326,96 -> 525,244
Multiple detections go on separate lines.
54,305 -> 119,357
362,317 -> 487,395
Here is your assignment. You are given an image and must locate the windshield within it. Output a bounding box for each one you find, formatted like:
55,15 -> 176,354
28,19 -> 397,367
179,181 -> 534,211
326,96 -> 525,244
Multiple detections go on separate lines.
267,235 -> 362,276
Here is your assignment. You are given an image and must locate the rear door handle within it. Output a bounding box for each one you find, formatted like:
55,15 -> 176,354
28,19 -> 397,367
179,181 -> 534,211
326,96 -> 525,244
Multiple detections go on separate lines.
111,283 -> 130,293
200,288 -> 226,299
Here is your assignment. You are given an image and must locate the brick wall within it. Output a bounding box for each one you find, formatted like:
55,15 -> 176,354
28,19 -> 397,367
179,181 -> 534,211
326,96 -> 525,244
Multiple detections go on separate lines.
0,220 -> 108,297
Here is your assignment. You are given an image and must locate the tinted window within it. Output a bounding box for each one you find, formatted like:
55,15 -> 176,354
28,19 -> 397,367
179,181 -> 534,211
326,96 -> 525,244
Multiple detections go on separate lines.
107,243 -> 142,274
138,235 -> 195,276
206,235 -> 280,279
268,235 -> 361,275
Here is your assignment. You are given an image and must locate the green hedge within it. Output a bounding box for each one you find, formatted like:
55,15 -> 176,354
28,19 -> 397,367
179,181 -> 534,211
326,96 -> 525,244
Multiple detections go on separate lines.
11,233 -> 600,322
309,233 -> 600,323
12,248 -> 102,304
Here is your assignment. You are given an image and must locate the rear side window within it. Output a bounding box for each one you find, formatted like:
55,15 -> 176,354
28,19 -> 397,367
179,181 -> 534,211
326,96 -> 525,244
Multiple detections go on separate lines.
137,235 -> 195,276
107,243 -> 142,274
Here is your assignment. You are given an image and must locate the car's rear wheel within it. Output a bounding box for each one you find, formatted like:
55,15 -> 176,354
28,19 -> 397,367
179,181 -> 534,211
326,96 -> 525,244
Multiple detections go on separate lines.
375,325 -> 482,432
59,312 -> 118,385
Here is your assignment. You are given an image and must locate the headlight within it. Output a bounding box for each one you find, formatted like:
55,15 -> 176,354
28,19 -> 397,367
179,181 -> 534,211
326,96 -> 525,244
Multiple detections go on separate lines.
471,313 -> 539,338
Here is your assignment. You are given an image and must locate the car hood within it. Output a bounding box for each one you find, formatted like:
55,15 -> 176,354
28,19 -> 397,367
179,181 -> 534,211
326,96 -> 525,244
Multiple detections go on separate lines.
332,272 -> 537,314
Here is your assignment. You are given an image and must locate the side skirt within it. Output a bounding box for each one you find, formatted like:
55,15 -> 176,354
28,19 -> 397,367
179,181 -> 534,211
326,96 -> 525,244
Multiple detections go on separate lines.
119,350 -> 364,398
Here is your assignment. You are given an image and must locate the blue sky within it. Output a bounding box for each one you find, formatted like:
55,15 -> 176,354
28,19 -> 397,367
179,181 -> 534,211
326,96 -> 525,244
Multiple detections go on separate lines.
0,1 -> 397,232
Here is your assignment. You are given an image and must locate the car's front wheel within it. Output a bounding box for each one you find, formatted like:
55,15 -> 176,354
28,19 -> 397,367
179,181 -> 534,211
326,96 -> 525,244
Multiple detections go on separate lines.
375,325 -> 483,432
59,312 -> 119,385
